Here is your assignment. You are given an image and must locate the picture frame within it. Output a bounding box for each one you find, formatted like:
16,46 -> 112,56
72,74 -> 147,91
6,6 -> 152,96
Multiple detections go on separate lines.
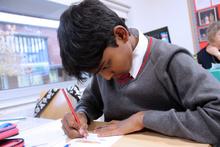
144,26 -> 171,43
198,7 -> 217,26
198,26 -> 208,41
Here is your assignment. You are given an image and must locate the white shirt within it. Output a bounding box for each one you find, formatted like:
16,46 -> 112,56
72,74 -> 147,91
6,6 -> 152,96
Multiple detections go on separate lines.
129,30 -> 149,78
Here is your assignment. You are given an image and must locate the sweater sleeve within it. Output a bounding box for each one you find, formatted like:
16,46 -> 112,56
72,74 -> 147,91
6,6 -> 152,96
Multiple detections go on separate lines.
75,76 -> 103,123
143,52 -> 220,145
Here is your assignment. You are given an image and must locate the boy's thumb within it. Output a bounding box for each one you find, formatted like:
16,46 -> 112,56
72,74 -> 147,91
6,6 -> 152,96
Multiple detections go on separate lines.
79,123 -> 88,137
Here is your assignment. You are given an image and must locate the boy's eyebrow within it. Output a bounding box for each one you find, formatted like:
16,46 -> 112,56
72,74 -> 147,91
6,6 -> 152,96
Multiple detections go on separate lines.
94,61 -> 105,74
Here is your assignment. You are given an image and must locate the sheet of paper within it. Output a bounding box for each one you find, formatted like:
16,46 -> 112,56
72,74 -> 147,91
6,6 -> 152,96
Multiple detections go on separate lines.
17,119 -> 67,147
14,119 -> 121,147
212,0 -> 220,5
66,133 -> 121,147
195,0 -> 211,10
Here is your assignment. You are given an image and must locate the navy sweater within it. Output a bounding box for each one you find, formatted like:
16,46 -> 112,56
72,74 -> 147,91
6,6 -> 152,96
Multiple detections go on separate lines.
197,46 -> 220,69
76,37 -> 220,145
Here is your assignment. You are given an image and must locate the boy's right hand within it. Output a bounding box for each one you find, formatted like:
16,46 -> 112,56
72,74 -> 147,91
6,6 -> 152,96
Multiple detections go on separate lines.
61,112 -> 88,138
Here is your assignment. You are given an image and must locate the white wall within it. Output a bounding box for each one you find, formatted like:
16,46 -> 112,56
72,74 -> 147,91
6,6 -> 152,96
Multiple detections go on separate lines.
122,0 -> 195,54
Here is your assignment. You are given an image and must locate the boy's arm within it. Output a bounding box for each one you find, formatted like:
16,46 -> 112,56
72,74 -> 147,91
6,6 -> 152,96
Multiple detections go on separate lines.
143,52 -> 220,145
75,76 -> 104,123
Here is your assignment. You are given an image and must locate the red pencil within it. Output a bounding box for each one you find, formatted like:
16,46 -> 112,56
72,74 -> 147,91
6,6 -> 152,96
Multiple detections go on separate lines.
62,88 -> 80,125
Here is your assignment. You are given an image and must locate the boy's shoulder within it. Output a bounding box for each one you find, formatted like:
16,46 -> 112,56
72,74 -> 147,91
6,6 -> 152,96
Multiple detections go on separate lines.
150,38 -> 191,64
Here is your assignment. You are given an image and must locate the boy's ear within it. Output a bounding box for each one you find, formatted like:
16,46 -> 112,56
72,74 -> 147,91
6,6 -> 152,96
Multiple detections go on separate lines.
113,25 -> 129,42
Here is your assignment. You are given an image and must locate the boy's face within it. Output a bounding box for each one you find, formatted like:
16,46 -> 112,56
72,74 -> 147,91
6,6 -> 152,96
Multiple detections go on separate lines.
93,26 -> 133,80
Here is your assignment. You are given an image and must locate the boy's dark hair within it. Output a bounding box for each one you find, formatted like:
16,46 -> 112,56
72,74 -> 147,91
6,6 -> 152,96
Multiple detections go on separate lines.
58,0 -> 128,81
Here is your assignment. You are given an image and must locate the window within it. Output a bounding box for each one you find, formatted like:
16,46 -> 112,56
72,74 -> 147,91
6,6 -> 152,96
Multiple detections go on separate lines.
0,12 -> 75,92
0,0 -> 129,104
0,11 -> 81,109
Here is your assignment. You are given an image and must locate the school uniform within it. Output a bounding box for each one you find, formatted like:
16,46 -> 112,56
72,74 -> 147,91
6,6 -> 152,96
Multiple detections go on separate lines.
76,31 -> 220,145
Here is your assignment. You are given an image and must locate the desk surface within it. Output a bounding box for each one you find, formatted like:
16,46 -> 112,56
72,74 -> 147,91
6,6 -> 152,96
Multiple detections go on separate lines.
14,117 -> 211,147
89,122 -> 211,147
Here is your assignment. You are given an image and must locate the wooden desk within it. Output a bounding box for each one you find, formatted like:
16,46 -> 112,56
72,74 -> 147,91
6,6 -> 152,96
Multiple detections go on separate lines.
14,117 -> 211,147
89,122 -> 211,147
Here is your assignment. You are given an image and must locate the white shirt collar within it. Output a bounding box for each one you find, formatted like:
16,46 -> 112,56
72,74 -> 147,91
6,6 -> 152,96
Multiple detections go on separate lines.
129,30 -> 148,78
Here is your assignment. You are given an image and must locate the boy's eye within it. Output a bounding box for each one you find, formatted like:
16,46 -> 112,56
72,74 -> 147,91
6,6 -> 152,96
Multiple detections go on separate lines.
101,60 -> 112,71
102,66 -> 109,71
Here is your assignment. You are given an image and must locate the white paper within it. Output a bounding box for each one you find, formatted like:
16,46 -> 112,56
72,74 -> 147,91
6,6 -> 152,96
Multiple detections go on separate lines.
66,133 -> 121,147
17,120 -> 67,147
212,0 -> 220,5
15,119 -> 121,147
195,0 -> 211,10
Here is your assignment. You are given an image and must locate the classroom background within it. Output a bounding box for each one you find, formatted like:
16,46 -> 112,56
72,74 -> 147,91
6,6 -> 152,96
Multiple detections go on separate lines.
0,0 -> 219,126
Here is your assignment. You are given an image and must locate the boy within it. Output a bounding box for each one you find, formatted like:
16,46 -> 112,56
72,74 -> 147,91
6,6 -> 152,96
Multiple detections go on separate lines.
58,0 -> 220,145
